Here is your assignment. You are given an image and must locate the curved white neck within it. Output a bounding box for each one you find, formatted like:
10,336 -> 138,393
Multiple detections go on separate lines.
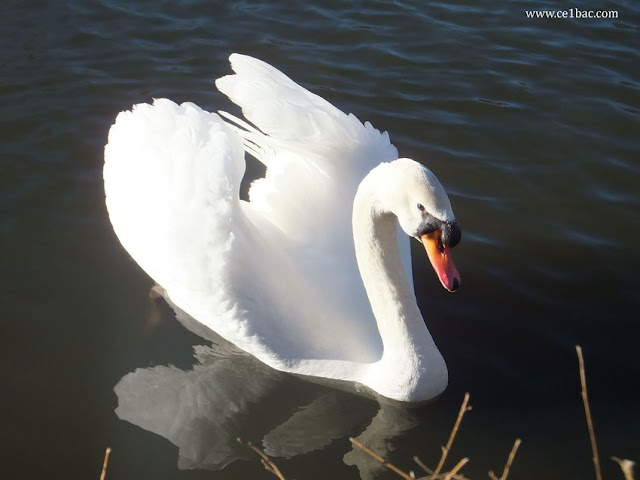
352,166 -> 447,402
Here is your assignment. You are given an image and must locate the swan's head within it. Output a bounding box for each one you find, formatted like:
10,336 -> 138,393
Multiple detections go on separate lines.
382,158 -> 461,292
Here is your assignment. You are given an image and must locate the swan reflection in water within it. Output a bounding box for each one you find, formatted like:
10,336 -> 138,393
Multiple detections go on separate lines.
114,296 -> 422,478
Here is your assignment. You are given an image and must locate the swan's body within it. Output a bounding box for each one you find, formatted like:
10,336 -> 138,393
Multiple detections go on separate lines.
104,54 -> 461,402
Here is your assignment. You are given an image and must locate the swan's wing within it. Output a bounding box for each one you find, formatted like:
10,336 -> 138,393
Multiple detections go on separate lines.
105,57 -> 412,376
104,99 -> 248,344
216,55 -> 412,364
104,99 -> 375,369
217,55 -> 417,359
216,54 -> 399,247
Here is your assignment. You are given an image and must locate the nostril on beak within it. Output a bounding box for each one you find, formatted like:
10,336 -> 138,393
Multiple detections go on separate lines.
451,277 -> 459,292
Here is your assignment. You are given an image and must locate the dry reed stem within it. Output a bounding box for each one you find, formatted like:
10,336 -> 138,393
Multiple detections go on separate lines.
237,437 -> 286,480
443,458 -> 469,480
414,456 -> 434,474
612,457 -> 636,480
349,437 -> 413,480
488,438 -> 521,480
421,473 -> 468,480
414,457 -> 469,480
431,393 -> 471,478
99,447 -> 111,480
502,439 -> 521,480
576,345 -> 603,480
235,346 -> 636,480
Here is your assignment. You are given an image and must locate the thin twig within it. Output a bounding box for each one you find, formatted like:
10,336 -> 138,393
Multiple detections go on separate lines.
498,439 -> 521,480
100,447 -> 111,480
576,346 -> 603,480
432,393 -> 471,478
611,457 -> 636,480
416,456 -> 469,480
419,472 -> 469,480
414,456 -> 434,474
237,437 -> 286,480
443,458 -> 469,480
488,472 -> 500,480
349,437 -> 413,480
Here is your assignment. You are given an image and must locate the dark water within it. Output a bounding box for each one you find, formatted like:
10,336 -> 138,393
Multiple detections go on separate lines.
1,0 -> 638,478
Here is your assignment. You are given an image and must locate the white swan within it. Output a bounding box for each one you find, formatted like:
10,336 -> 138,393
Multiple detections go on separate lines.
104,54 -> 461,403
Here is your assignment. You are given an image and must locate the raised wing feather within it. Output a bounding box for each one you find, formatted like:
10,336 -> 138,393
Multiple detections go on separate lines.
216,54 -> 399,246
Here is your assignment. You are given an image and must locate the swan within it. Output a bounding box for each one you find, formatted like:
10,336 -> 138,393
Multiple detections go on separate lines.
104,54 -> 462,403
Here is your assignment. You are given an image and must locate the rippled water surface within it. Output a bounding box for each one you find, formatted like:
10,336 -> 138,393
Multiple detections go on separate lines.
1,1 -> 638,479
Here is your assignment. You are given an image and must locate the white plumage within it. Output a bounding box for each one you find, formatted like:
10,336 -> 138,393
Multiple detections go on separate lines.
105,54 -> 460,402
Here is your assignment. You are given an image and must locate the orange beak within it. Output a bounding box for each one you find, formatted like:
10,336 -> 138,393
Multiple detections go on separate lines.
421,231 -> 460,292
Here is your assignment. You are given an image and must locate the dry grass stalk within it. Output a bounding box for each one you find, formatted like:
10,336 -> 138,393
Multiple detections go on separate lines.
611,457 -> 636,480
237,437 -> 286,480
443,457 -> 469,480
576,345 -> 603,480
414,456 -> 433,474
577,347 -> 636,480
431,392 -> 472,478
100,447 -> 111,480
349,437 -> 413,480
413,458 -> 470,480
350,394 -> 473,480
235,347 -> 637,480
488,438 -> 521,480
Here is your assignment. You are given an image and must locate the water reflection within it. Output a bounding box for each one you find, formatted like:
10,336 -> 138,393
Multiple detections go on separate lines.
115,342 -> 280,469
115,297 -> 421,476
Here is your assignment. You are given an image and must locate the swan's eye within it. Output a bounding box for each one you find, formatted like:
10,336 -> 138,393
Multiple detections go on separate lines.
417,203 -> 425,213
